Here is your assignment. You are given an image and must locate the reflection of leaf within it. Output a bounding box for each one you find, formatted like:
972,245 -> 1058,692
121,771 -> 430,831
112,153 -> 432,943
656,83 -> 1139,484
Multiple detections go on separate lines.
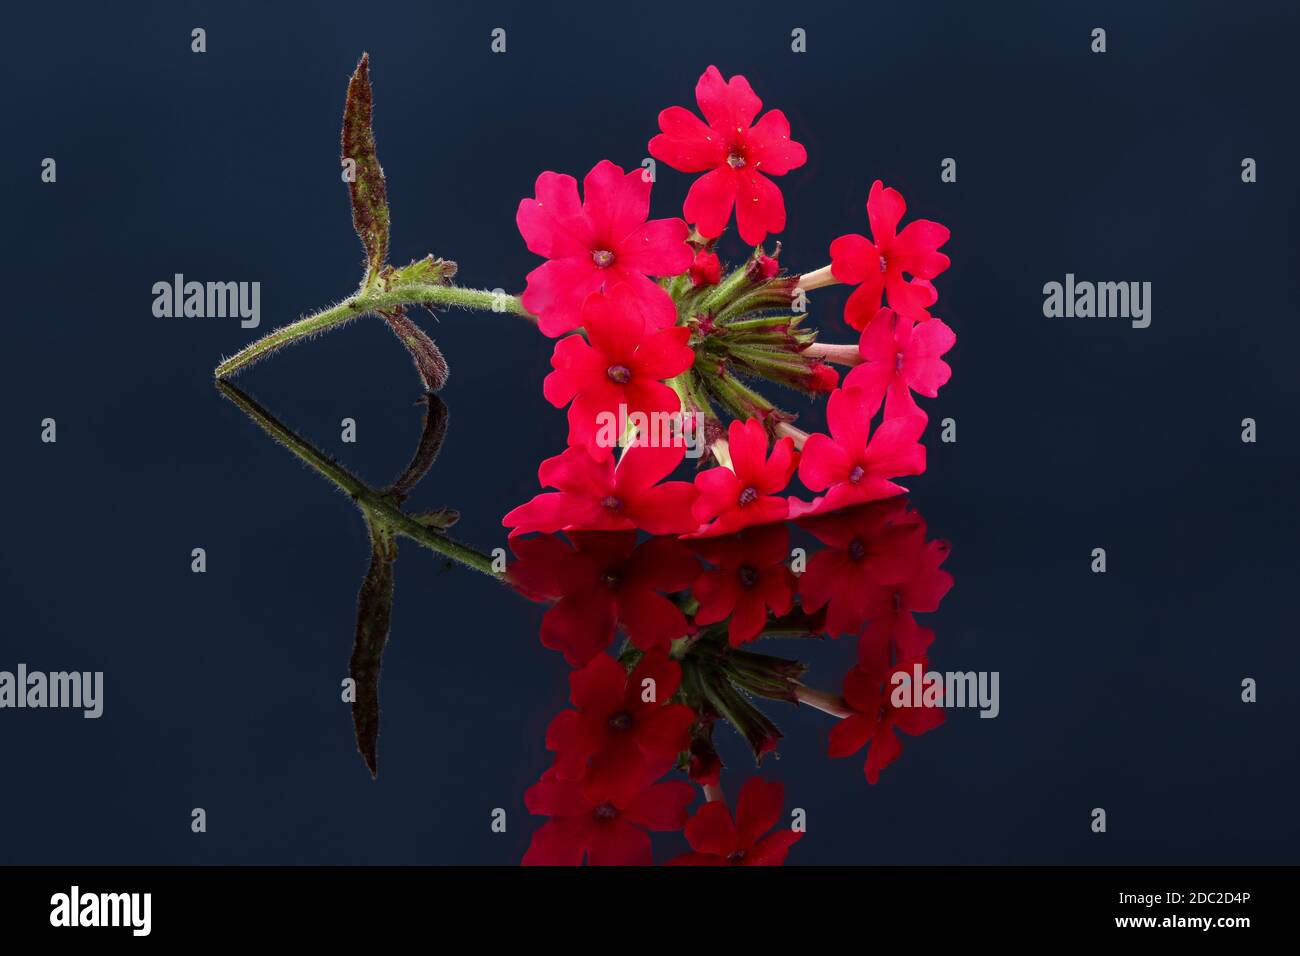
379,308 -> 449,393
410,507 -> 459,530
341,53 -> 389,276
387,394 -> 449,497
699,666 -> 783,764
351,518 -> 397,778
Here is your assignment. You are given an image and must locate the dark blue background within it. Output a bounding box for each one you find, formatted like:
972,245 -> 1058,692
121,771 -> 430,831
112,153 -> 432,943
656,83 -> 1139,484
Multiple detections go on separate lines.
3,0 -> 1297,864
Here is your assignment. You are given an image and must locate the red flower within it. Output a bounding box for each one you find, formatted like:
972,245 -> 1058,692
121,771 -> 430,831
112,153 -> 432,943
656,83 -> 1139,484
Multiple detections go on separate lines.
828,659 -> 945,784
829,180 -> 951,328
509,532 -> 700,665
689,418 -> 798,537
805,360 -> 840,394
792,386 -> 926,519
667,778 -> 801,866
690,523 -> 796,647
690,249 -> 722,286
649,65 -> 807,246
522,769 -> 695,866
543,286 -> 695,457
547,651 -> 697,791
855,534 -> 953,669
844,307 -> 956,422
796,499 -> 927,637
503,442 -> 699,538
518,160 -> 693,336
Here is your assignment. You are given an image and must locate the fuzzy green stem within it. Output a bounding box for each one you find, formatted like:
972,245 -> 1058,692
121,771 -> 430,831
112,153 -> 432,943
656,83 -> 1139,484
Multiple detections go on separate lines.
214,283 -> 533,379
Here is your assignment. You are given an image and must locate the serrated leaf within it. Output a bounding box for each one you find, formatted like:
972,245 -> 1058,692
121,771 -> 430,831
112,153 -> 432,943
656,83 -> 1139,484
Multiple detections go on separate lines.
341,53 -> 390,276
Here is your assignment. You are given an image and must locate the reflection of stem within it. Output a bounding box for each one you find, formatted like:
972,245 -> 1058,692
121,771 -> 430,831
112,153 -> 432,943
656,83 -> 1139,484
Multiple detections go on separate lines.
703,783 -> 725,803
794,683 -> 853,719
214,283 -> 533,378
216,380 -> 500,576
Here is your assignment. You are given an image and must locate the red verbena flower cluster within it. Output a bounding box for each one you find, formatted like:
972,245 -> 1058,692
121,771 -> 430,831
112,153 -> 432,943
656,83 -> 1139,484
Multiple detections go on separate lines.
506,65 -> 957,865
507,64 -> 953,543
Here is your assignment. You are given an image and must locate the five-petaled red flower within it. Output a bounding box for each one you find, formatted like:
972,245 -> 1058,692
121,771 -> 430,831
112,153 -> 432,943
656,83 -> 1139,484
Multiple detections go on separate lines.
829,180 -> 951,329
543,285 -> 695,457
792,386 -> 926,519
690,418 -> 798,536
522,768 -> 695,866
518,160 -> 693,336
547,651 -> 697,791
796,499 -> 929,637
649,65 -> 807,246
690,523 -> 796,647
508,532 -> 700,665
503,442 -> 699,538
667,777 -> 801,866
844,307 -> 956,422
828,659 -> 945,784
853,530 -> 953,670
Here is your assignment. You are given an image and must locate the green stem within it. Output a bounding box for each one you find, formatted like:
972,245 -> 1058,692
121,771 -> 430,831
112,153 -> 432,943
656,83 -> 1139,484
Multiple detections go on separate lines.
214,283 -> 533,379
216,380 -> 500,577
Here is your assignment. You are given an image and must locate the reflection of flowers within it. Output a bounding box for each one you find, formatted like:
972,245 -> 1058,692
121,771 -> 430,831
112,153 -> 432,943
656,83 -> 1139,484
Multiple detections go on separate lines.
797,498 -> 935,638
509,532 -> 697,664
522,769 -> 695,866
547,652 -> 697,793
514,498 -> 954,865
668,777 -> 801,866
829,659 -> 946,785
690,523 -> 796,647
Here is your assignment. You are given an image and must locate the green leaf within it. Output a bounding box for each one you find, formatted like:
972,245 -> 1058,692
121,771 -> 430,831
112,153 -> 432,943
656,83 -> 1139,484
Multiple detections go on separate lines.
389,254 -> 458,287
341,53 -> 390,277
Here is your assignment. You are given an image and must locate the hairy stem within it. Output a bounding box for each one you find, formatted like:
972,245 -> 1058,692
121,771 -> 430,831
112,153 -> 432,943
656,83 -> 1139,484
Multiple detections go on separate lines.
214,283 -> 533,379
